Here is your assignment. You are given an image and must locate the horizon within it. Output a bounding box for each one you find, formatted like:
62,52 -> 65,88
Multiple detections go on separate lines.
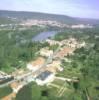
1,9 -> 99,20
0,0 -> 99,19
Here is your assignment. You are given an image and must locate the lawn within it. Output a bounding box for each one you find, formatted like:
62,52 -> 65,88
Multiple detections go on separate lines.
0,85 -> 12,99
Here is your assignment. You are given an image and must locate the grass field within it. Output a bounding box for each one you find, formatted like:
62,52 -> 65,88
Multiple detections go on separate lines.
0,85 -> 12,99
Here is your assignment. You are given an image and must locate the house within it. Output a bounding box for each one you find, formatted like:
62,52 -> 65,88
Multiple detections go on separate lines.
35,71 -> 55,86
46,39 -> 62,46
77,41 -> 86,48
12,69 -> 25,77
27,57 -> 45,72
66,38 -> 78,48
55,47 -> 74,58
46,60 -> 63,73
40,48 -> 53,57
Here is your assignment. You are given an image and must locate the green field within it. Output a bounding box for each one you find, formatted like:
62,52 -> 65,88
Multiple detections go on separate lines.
0,86 -> 12,99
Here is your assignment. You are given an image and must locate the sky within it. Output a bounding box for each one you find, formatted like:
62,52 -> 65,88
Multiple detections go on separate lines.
0,0 -> 99,19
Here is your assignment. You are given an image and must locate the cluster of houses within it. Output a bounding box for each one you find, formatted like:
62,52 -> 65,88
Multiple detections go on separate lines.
26,37 -> 86,86
46,38 -> 86,48
21,19 -> 93,29
1,37 -> 86,100
26,57 -> 63,86
71,24 -> 93,29
21,19 -> 69,28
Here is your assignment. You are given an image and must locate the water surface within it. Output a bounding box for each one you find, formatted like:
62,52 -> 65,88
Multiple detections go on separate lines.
32,31 -> 58,42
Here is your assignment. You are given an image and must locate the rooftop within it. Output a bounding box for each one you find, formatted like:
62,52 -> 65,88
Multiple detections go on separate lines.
36,71 -> 52,81
56,47 -> 74,58
29,57 -> 45,67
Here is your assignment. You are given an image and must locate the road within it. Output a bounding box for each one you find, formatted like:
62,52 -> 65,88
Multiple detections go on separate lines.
0,45 -> 61,88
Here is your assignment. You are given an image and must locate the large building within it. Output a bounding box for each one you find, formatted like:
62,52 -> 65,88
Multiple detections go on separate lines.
27,57 -> 45,72
40,48 -> 53,57
35,71 -> 55,86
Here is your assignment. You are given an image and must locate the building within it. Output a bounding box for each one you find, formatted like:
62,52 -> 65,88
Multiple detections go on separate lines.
71,24 -> 93,29
40,48 -> 53,57
55,47 -> 74,58
77,41 -> 86,48
66,38 -> 78,48
27,57 -> 45,72
35,71 -> 55,86
12,69 -> 25,77
46,60 -> 63,73
46,39 -> 62,46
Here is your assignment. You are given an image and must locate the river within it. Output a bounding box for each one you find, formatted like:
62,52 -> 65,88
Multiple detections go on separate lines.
32,31 -> 58,42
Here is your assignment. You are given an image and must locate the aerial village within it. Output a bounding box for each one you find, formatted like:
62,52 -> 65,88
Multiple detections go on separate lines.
0,37 -> 86,100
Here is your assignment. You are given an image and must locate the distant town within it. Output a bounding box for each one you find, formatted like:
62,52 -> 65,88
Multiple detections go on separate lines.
0,18 -> 93,30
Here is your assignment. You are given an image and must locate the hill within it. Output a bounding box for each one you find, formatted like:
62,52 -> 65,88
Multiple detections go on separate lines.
0,10 -> 99,24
